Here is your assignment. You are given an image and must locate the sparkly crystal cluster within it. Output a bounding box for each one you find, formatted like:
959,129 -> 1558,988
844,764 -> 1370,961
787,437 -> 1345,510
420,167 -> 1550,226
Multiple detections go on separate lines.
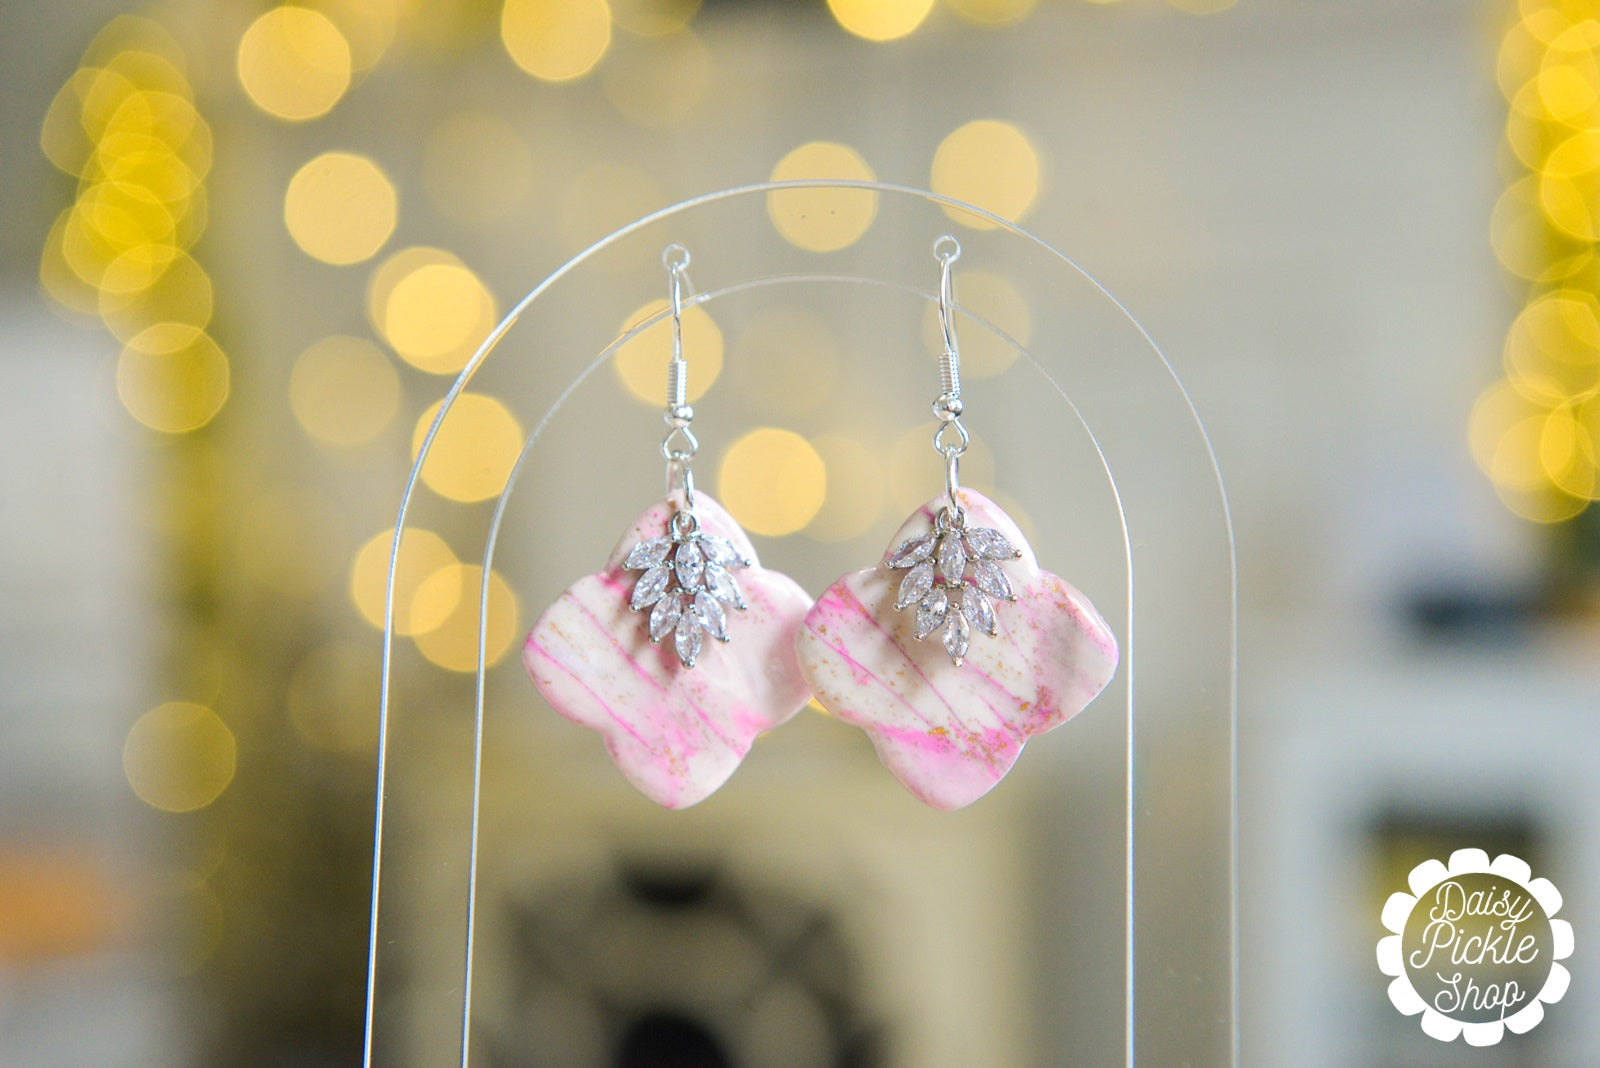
886,510 -> 1021,666
624,517 -> 752,669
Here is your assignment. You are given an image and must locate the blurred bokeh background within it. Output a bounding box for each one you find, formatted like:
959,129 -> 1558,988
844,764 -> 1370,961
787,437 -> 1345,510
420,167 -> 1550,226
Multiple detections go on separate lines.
4,0 -> 1600,1065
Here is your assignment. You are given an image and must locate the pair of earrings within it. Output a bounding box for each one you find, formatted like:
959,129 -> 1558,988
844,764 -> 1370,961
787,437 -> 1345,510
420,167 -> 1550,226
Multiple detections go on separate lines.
524,240 -> 1118,811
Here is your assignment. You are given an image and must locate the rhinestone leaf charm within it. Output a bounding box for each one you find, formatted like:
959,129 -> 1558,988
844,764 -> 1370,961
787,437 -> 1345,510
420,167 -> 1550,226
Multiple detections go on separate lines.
884,505 -> 1017,665
525,491 -> 814,809
796,489 -> 1119,810
615,506 -> 751,668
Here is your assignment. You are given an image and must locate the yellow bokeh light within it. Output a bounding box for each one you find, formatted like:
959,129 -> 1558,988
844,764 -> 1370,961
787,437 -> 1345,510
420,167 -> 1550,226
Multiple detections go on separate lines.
558,164 -> 664,254
368,246 -> 448,332
611,0 -> 701,36
288,641 -> 379,753
412,565 -> 521,672
502,0 -> 612,82
62,182 -> 178,288
1491,7 -> 1600,525
1517,2 -> 1582,47
730,306 -> 841,416
349,527 -> 459,634
317,0 -> 399,71
1490,176 -> 1590,284
284,151 -> 397,265
97,251 -> 213,342
423,112 -> 535,226
1539,403 -> 1598,498
614,298 -> 723,405
41,68 -> 101,178
122,702 -> 236,813
767,142 -> 878,253
931,120 -> 1041,229
92,233 -> 180,299
805,434 -> 886,542
237,6 -> 352,122
290,336 -> 402,446
718,428 -> 827,537
827,0 -> 936,41
1470,379 -> 1541,478
920,270 -> 1030,379
116,323 -> 229,433
1503,291 -> 1600,404
946,0 -> 1035,25
1537,64 -> 1599,122
1539,171 -> 1597,240
97,136 -> 200,206
39,211 -> 100,316
1499,23 -> 1545,103
377,252 -> 497,374
412,393 -> 525,503
600,29 -> 710,127
1492,414 -> 1557,493
1542,129 -> 1600,177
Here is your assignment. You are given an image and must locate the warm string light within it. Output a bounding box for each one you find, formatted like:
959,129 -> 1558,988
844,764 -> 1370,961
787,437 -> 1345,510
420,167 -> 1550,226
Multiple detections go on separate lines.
40,18 -> 226,435
1480,1 -> 1600,522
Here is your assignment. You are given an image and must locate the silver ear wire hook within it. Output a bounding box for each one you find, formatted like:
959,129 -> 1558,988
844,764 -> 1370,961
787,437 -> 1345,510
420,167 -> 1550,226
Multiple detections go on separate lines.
930,235 -> 969,519
660,243 -> 698,509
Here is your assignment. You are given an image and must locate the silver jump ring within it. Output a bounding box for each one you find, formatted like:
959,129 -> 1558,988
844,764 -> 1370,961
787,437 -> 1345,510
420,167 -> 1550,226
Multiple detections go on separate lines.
662,424 -> 699,463
932,418 -> 969,457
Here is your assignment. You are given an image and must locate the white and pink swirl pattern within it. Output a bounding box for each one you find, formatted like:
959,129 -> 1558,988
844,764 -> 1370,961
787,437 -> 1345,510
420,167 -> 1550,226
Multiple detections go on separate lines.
524,492 -> 813,809
797,490 -> 1118,811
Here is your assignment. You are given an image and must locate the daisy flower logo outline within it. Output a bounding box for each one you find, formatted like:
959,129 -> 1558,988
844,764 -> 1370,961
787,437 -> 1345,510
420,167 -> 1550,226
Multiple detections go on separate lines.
1377,847 -> 1573,1045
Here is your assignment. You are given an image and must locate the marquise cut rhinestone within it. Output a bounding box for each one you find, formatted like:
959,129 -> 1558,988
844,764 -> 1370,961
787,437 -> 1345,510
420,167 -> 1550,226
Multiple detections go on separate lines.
942,605 -> 971,665
937,535 -> 967,584
623,506 -> 751,667
886,506 -> 1021,665
970,559 -> 1014,602
649,592 -> 683,641
964,526 -> 1019,561
915,587 -> 949,639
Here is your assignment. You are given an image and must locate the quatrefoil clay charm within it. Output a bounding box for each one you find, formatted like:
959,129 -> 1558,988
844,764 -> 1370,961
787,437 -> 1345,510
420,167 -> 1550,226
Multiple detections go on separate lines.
525,491 -> 813,809
796,490 -> 1119,810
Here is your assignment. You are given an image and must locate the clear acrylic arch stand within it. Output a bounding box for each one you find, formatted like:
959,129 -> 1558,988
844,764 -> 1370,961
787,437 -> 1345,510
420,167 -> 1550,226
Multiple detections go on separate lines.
363,182 -> 1237,1066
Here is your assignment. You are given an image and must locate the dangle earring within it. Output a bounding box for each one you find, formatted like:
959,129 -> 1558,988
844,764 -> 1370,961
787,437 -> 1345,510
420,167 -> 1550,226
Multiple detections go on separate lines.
524,245 -> 815,809
796,236 -> 1120,811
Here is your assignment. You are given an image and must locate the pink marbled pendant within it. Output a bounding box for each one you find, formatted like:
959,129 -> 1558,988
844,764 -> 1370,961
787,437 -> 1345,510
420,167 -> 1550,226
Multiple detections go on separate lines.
796,489 -> 1118,811
524,491 -> 813,809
